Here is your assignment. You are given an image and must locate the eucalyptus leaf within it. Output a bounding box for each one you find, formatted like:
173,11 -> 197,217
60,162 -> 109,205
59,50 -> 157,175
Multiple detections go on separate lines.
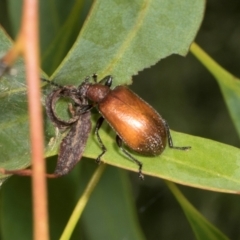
74,126 -> 240,193
52,0 -> 205,86
167,181 -> 229,240
0,27 -> 30,182
191,43 -> 240,138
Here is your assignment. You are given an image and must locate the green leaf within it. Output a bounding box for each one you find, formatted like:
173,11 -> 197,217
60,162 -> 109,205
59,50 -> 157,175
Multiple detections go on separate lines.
190,43 -> 240,138
0,27 -> 31,181
75,126 -> 240,193
166,181 -> 229,240
52,0 -> 205,86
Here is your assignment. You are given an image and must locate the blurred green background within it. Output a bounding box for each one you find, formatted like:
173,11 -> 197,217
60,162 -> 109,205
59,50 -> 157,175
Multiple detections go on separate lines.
0,0 -> 240,239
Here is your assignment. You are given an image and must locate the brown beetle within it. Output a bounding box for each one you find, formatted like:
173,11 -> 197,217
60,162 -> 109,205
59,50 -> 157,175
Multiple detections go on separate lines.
0,76 -> 190,179
78,75 -> 191,179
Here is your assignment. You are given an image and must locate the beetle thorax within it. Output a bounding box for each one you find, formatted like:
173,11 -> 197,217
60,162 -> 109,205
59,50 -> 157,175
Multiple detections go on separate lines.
86,84 -> 110,103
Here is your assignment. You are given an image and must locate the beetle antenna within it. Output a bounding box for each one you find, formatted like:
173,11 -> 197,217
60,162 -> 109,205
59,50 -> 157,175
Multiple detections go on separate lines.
41,78 -> 63,88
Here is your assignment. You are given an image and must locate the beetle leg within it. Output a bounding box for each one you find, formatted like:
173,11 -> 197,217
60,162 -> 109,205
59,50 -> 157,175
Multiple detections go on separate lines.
95,116 -> 107,164
116,135 -> 144,180
163,120 -> 191,150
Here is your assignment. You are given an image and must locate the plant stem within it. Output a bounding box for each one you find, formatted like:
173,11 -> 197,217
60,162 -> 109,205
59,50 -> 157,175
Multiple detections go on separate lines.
22,0 -> 49,239
60,164 -> 106,240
